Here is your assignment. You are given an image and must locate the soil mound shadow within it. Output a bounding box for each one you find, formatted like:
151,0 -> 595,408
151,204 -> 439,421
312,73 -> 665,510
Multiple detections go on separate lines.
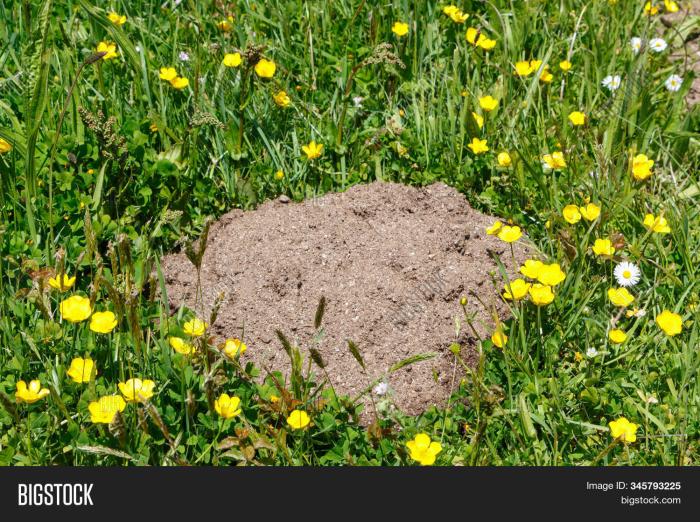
162,181 -> 528,417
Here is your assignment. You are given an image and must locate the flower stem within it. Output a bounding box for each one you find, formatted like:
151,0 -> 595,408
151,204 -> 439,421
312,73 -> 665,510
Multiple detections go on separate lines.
25,410 -> 32,464
592,437 -> 620,465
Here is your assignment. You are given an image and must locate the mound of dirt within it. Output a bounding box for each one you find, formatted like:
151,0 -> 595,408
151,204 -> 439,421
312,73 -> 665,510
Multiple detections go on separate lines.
162,182 -> 528,417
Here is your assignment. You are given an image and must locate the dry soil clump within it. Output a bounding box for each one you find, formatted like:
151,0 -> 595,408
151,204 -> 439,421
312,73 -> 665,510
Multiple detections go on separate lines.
162,181 -> 528,417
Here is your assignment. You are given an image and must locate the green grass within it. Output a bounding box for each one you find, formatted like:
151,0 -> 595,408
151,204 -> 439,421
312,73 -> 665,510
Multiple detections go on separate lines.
0,0 -> 698,466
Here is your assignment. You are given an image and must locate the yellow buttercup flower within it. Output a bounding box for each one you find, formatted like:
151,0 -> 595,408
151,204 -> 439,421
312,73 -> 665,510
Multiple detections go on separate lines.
254,58 -> 276,78
66,357 -> 96,384
539,66 -> 553,83
88,395 -> 126,424
119,378 -> 156,403
59,295 -> 92,323
183,317 -> 207,336
159,67 -> 178,82
217,19 -> 233,32
465,28 -> 495,50
392,22 -> 409,37
537,263 -> 566,286
479,95 -> 498,112
107,12 -> 126,26
579,202 -> 601,222
222,338 -> 247,358
169,336 -> 196,355
450,10 -> 469,24
96,41 -> 118,61
632,154 -> 654,181
520,259 -> 544,279
664,0 -> 679,12
503,279 -> 530,300
15,380 -> 50,404
491,329 -> 508,348
497,152 -> 512,167
443,6 -> 469,23
214,393 -> 242,419
90,310 -> 118,334
644,2 -> 659,15
478,38 -> 497,51
559,60 -> 572,71
48,273 -> 76,291
471,112 -> 484,129
655,310 -> 682,336
467,137 -> 489,154
514,59 -> 543,77
274,170 -> 285,180
485,221 -> 502,235
515,61 -> 534,76
169,76 -> 189,89
159,67 -> 188,89
592,239 -> 615,257
608,287 -> 634,307
406,433 -> 442,466
287,409 -> 311,430
302,140 -> 324,160
273,91 -> 291,107
643,213 -> 671,234
562,204 -> 581,224
529,284 -> 555,306
117,378 -> 156,402
568,111 -> 586,126
529,60 -> 543,72
542,151 -> 566,170
608,329 -> 627,344
222,53 -> 242,68
497,225 -> 521,243
609,416 -> 638,443
0,138 -> 13,154
465,27 -> 480,44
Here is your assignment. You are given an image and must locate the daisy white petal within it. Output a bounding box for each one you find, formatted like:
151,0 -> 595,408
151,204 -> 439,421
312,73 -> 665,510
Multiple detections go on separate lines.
614,262 -> 641,287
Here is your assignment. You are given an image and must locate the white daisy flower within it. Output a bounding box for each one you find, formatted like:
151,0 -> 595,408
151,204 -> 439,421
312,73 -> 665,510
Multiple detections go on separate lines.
586,347 -> 598,358
179,51 -> 190,62
649,38 -> 668,53
373,381 -> 389,396
665,74 -> 683,92
352,96 -> 364,108
602,75 -> 621,91
614,262 -> 641,287
630,37 -> 643,54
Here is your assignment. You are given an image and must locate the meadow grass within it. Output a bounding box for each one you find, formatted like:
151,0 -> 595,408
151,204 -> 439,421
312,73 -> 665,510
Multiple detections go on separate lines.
0,0 -> 698,465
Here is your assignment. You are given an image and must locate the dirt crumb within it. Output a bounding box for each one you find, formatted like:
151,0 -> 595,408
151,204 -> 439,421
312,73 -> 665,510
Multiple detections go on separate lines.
162,181 -> 528,418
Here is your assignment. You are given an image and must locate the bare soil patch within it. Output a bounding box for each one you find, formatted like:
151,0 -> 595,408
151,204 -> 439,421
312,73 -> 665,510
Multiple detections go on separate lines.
663,1 -> 700,106
162,182 -> 527,417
